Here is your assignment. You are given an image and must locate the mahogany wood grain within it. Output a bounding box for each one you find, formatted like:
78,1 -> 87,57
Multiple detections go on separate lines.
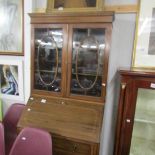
114,69 -> 155,155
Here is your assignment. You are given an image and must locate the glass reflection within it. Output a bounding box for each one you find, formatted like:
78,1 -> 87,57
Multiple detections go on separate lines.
34,28 -> 63,92
75,35 -> 99,90
130,89 -> 155,155
71,28 -> 105,97
37,35 -> 58,86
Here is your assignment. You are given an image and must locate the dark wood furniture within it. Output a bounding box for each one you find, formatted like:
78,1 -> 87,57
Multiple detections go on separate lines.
114,69 -> 155,155
18,12 -> 114,155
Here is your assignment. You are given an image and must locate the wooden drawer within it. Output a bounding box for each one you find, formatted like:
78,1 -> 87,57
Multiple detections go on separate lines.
53,136 -> 91,155
53,150 -> 89,155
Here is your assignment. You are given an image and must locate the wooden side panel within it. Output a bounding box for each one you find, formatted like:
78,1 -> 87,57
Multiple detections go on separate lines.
114,83 -> 126,155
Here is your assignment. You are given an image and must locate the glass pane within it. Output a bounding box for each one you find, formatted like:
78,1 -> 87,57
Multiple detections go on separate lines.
71,28 -> 105,97
34,28 -> 63,92
130,89 -> 155,155
54,0 -> 97,9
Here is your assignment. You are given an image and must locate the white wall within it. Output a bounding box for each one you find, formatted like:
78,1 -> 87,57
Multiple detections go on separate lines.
1,1 -> 137,155
100,13 -> 136,155
1,0 -> 32,114
32,0 -> 47,12
24,0 -> 32,102
105,0 -> 137,5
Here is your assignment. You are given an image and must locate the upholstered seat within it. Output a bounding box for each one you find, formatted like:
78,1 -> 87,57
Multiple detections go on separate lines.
9,127 -> 52,155
3,103 -> 25,155
0,122 -> 5,155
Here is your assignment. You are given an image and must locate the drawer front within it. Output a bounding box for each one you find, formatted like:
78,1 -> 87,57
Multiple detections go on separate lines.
53,150 -> 87,155
53,136 -> 91,155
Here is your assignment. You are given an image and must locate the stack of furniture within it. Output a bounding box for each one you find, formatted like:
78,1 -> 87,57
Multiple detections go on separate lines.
9,127 -> 52,155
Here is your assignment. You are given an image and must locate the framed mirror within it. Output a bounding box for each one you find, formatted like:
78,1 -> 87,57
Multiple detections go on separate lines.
46,0 -> 103,13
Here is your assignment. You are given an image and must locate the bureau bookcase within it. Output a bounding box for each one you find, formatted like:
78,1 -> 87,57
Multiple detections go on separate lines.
18,12 -> 114,155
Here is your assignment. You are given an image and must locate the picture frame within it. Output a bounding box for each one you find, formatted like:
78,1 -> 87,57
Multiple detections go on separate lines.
0,0 -> 24,55
0,59 -> 24,101
132,0 -> 155,69
46,0 -> 103,13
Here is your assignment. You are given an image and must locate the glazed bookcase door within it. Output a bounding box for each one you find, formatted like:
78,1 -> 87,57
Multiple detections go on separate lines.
129,87 -> 155,155
67,24 -> 111,102
31,24 -> 67,96
121,80 -> 155,155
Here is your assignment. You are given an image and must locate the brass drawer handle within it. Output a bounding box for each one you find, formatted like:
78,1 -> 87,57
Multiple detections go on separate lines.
73,144 -> 78,152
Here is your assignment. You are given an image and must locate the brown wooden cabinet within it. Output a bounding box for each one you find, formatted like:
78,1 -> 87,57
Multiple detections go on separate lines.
114,69 -> 155,155
18,12 -> 114,155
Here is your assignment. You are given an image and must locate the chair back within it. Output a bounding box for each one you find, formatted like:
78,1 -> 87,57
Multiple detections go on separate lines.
0,100 -> 3,121
3,103 -> 25,155
9,127 -> 52,155
0,122 -> 5,155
